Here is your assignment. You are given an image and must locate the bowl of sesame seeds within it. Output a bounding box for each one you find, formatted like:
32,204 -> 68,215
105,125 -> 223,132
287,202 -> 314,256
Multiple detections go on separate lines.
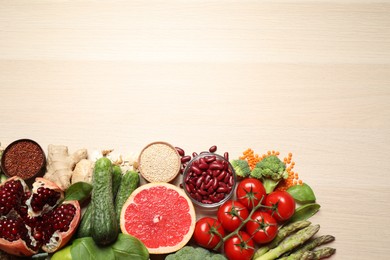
138,141 -> 181,183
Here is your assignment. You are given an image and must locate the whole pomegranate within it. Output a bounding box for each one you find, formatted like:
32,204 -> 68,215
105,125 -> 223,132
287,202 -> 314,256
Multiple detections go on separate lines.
0,176 -> 81,256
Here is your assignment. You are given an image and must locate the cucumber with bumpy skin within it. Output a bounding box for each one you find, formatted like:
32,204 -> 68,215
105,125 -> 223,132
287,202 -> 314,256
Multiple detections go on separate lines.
115,170 -> 140,226
91,157 -> 119,246
112,165 -> 123,198
77,203 -> 92,238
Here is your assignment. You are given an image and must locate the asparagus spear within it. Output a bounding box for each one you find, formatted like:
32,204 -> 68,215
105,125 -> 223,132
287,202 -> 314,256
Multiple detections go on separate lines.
279,235 -> 335,260
253,224 -> 320,260
254,220 -> 311,258
301,247 -> 336,260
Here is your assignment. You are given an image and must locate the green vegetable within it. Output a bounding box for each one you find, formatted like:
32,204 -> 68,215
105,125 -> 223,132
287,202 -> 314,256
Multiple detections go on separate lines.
279,235 -> 335,260
112,165 -> 123,197
250,155 -> 288,193
51,245 -> 72,260
64,182 -> 93,203
254,225 -> 320,260
166,246 -> 227,260
91,157 -> 119,246
254,220 -> 311,258
300,247 -> 336,260
77,203 -> 93,238
52,234 -> 149,260
230,159 -> 251,178
114,170 -> 139,226
289,203 -> 321,223
287,183 -> 316,204
0,173 -> 7,184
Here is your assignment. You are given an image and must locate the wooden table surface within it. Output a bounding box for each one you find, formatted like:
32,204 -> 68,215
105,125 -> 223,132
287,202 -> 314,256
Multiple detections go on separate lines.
1,1 -> 390,259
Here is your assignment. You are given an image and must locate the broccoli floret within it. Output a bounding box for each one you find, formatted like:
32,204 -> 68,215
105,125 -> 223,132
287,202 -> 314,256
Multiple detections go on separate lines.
166,246 -> 227,260
250,155 -> 288,193
230,159 -> 251,178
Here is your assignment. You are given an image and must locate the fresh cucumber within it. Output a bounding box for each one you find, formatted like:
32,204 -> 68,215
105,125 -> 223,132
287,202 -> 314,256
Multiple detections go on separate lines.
112,165 -> 123,198
76,203 -> 92,238
91,157 -> 118,246
114,170 -> 140,226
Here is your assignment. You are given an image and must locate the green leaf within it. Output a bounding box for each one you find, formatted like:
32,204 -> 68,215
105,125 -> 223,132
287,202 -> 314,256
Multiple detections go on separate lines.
287,183 -> 316,204
64,182 -> 93,203
111,234 -> 149,260
289,203 -> 321,223
70,237 -> 114,260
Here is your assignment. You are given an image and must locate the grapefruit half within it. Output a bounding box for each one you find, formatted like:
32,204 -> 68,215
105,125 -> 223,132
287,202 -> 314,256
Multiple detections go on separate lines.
120,182 -> 196,254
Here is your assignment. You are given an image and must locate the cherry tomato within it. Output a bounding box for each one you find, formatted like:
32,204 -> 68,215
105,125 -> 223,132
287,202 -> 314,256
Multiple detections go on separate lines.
236,178 -> 266,210
224,231 -> 255,260
193,217 -> 225,249
217,200 -> 249,232
265,190 -> 296,222
245,211 -> 278,244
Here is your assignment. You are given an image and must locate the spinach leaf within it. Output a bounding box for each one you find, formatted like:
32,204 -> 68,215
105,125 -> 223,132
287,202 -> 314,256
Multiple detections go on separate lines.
287,183 -> 316,204
64,182 -> 93,203
111,234 -> 149,260
70,237 -> 115,260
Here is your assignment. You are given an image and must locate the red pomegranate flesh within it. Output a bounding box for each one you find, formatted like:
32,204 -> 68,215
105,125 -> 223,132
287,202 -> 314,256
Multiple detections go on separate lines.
0,176 -> 81,256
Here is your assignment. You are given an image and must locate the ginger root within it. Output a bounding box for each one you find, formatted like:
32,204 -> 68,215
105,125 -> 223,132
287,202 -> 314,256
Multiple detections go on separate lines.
71,159 -> 94,184
44,144 -> 88,190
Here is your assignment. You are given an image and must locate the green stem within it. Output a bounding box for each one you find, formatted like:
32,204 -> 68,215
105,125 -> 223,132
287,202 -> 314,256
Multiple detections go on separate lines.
213,198 -> 267,250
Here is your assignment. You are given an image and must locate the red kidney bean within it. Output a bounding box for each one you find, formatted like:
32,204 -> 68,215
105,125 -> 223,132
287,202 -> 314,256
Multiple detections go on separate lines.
207,186 -> 215,195
181,156 -> 191,163
217,171 -> 227,181
210,161 -> 224,170
212,177 -> 219,190
218,182 -> 227,188
192,152 -> 198,157
217,187 -> 228,193
206,169 -> 213,176
191,165 -> 202,175
204,174 -> 211,184
228,175 -> 234,186
212,170 -> 220,177
224,152 -> 229,161
199,163 -> 209,170
204,155 -> 216,163
223,172 -> 230,183
205,180 -> 213,190
209,145 -> 217,153
196,176 -> 204,188
198,189 -> 207,196
175,147 -> 185,156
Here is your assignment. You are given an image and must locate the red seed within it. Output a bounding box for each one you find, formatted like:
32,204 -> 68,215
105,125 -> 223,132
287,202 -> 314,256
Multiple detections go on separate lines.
196,176 -> 204,188
209,145 -> 217,153
217,171 -> 227,181
204,155 -> 216,163
210,161 -> 224,170
192,152 -> 198,157
181,156 -> 191,163
212,178 -> 219,190
191,165 -> 202,175
217,187 -> 228,193
199,163 -> 209,170
175,147 -> 185,157
224,152 -> 229,161
212,170 -> 220,177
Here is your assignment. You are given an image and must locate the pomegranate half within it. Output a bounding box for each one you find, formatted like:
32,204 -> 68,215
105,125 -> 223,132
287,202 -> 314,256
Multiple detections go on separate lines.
0,176 -> 81,256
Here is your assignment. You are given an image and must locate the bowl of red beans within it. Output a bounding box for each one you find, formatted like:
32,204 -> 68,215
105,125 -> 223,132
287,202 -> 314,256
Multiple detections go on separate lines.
182,152 -> 236,208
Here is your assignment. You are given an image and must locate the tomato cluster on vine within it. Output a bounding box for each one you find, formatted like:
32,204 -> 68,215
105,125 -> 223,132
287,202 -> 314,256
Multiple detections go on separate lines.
193,178 -> 296,260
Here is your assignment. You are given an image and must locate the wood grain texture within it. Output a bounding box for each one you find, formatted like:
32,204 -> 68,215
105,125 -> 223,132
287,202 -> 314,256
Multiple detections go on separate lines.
1,1 -> 390,259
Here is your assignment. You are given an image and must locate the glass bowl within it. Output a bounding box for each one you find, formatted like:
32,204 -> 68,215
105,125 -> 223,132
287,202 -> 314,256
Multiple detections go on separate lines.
182,152 -> 236,209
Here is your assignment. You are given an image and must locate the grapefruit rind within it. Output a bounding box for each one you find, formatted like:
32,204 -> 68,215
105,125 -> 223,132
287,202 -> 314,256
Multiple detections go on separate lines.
120,182 -> 196,254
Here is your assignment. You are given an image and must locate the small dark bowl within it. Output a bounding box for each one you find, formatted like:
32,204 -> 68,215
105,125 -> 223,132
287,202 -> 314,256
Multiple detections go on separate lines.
1,139 -> 46,180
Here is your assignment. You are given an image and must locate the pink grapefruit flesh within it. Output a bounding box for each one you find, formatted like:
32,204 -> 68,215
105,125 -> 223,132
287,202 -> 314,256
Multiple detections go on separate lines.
120,182 -> 196,254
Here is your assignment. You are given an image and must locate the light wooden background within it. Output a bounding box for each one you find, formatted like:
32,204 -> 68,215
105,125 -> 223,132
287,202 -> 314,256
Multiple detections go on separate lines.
1,1 -> 390,259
